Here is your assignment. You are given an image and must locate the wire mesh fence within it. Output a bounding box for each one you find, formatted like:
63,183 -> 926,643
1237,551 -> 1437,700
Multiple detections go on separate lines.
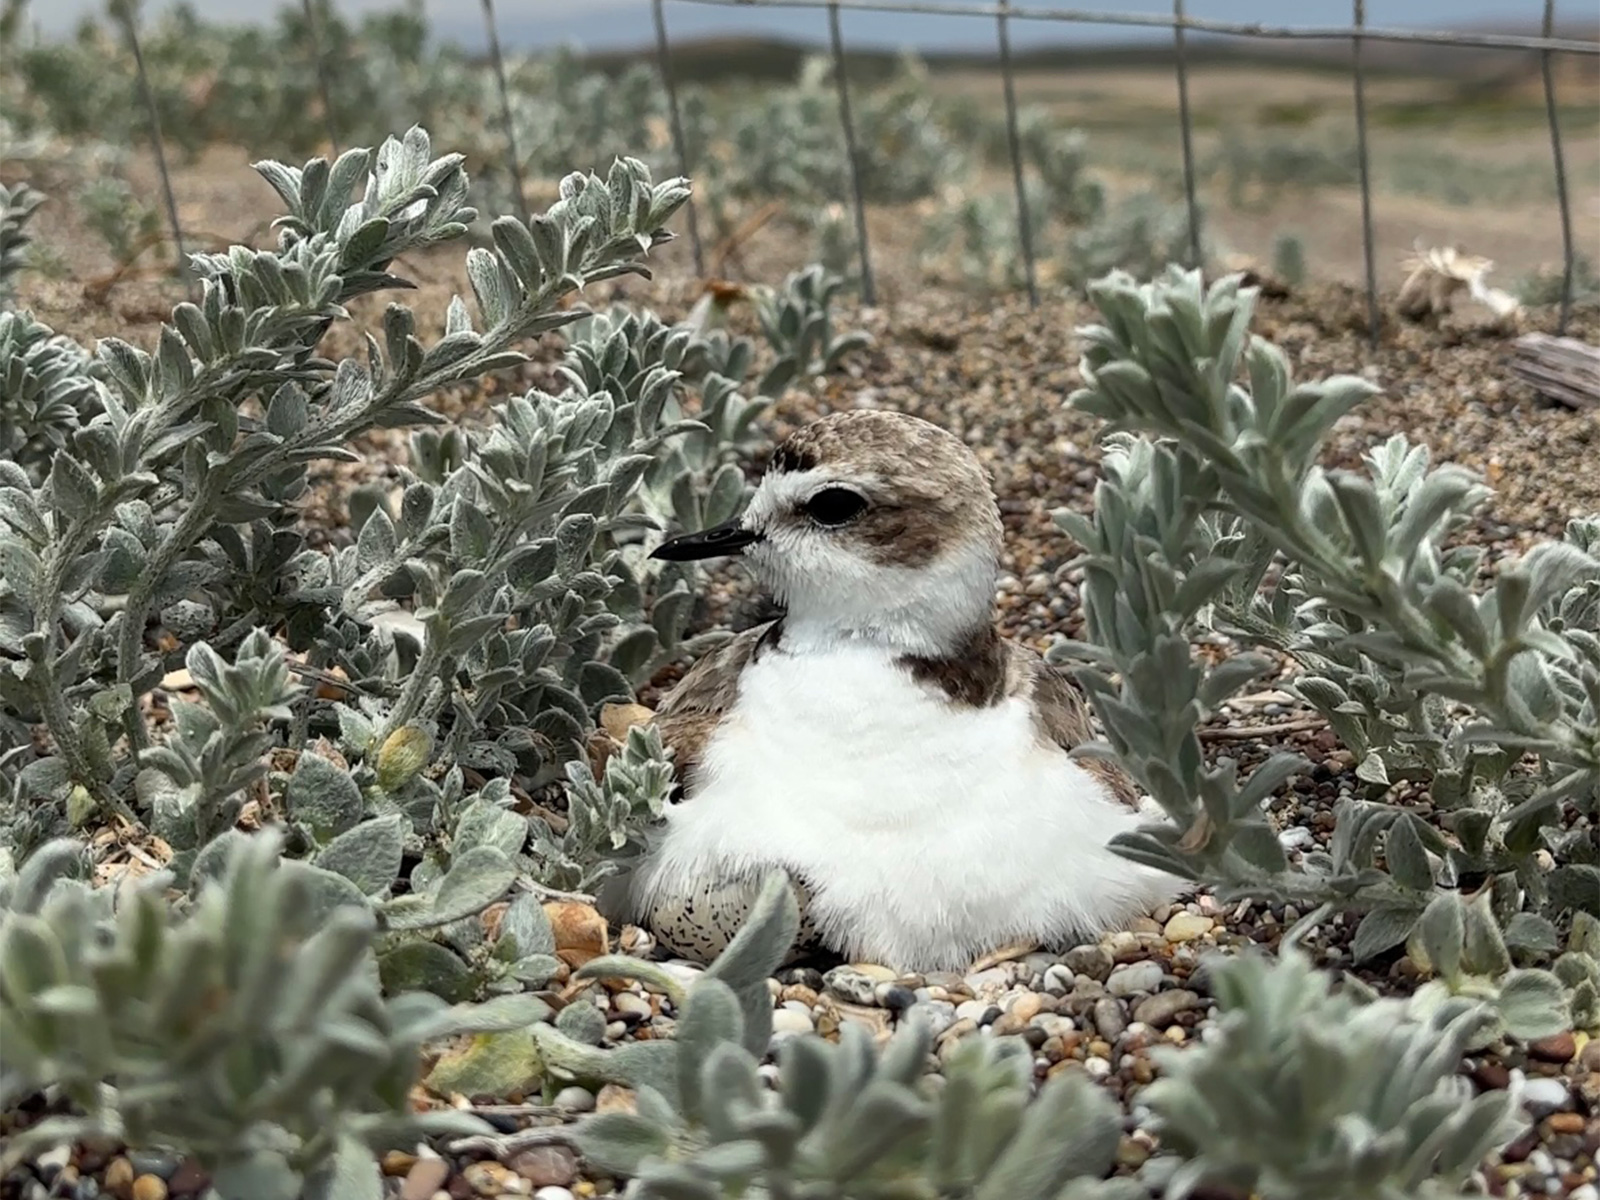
113,0 -> 1596,335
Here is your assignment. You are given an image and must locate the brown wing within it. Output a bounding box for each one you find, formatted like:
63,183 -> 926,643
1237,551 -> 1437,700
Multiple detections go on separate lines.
1005,642 -> 1142,811
654,619 -> 782,797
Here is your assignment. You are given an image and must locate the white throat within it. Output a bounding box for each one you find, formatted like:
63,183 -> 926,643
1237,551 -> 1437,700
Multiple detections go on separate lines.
747,536 -> 997,658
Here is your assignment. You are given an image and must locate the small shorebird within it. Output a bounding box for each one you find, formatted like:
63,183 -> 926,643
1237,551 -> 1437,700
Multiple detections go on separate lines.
609,410 -> 1180,971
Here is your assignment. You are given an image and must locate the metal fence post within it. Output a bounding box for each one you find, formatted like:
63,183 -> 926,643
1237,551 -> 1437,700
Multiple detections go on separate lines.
653,0 -> 705,277
1350,0 -> 1379,347
996,1 -> 1038,307
301,0 -> 341,152
114,0 -> 186,281
827,2 -> 876,305
1172,0 -> 1201,268
1540,0 -> 1575,334
481,0 -> 529,224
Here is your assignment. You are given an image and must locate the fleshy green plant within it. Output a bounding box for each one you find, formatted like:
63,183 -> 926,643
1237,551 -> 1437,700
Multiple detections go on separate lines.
0,180 -> 44,303
1143,928 -> 1522,1200
0,829 -> 549,1199
1057,266 -> 1598,1024
750,264 -> 871,398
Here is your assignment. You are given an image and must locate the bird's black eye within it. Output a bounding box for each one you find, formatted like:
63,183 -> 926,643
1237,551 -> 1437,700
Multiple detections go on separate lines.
803,487 -> 868,527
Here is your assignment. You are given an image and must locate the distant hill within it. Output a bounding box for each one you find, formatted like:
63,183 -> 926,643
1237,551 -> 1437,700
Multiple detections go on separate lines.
568,25 -> 1600,88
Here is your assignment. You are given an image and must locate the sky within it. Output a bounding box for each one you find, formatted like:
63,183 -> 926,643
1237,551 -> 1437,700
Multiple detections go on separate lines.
24,0 -> 1590,53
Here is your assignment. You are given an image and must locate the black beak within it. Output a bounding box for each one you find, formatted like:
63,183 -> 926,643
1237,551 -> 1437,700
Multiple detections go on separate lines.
651,520 -> 762,562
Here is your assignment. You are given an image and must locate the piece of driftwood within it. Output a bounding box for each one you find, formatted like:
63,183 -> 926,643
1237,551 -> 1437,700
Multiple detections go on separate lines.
1511,333 -> 1600,410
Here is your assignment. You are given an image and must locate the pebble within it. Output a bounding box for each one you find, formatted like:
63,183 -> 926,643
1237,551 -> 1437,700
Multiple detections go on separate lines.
533,1190 -> 576,1200
955,999 -> 999,1024
1061,944 -> 1113,981
1527,1031 -> 1577,1063
1105,961 -> 1164,997
612,992 -> 653,1021
1278,825 -> 1315,850
875,983 -> 918,1011
1162,913 -> 1214,943
104,1160 -> 134,1194
463,1162 -> 529,1196
552,1086 -> 596,1112
823,966 -> 881,1006
1092,997 -> 1128,1041
1520,1076 -> 1573,1113
1132,989 -> 1201,1027
1042,964 -> 1076,995
401,1159 -> 450,1200
1084,1055 -> 1112,1079
510,1148 -> 577,1188
772,1006 -> 815,1036
903,1000 -> 957,1038
964,967 -> 1010,996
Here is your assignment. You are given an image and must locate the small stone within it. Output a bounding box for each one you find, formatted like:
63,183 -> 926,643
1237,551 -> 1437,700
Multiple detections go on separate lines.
875,983 -> 917,1011
1032,1013 -> 1076,1039
963,966 -> 1010,996
165,1162 -> 208,1198
772,1006 -> 815,1036
1546,1113 -> 1586,1135
834,1001 -> 892,1039
511,1148 -> 578,1188
1471,1061 -> 1512,1090
1527,1031 -> 1577,1063
130,1178 -> 166,1200
823,966 -> 880,1006
381,1151 -> 420,1177
464,1162 -> 527,1196
1105,961 -> 1164,997
903,1000 -> 956,1038
1061,945 -> 1113,981
553,1086 -> 596,1112
1042,964 -> 1075,995
1106,931 -> 1144,962
1092,997 -> 1128,1042
612,992 -> 653,1021
1005,992 -> 1043,1024
401,1159 -> 451,1200
534,1190 -> 576,1200
1083,1055 -> 1112,1079
1162,913 -> 1214,943
1520,1076 -> 1572,1113
126,1156 -> 176,1183
1132,989 -> 1200,1027
543,902 -> 609,968
104,1160 -> 135,1198
780,984 -> 820,1007
955,998 -> 996,1023
849,963 -> 898,983
36,1147 -> 71,1181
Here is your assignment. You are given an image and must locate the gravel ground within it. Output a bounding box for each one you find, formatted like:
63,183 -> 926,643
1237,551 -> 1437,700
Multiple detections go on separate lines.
5,177 -> 1599,1197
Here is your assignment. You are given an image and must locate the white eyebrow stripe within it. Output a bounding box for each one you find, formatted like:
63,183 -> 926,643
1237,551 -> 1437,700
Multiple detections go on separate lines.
744,467 -> 877,526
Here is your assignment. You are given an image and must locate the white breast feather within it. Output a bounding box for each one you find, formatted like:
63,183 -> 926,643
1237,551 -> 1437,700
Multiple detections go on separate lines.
631,642 -> 1181,970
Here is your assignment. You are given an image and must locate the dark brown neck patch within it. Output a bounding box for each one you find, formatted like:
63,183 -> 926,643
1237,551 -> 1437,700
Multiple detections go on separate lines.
900,627 -> 1008,708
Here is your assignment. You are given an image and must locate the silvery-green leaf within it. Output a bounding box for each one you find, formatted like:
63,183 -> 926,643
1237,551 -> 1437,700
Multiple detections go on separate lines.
1413,893 -> 1465,981
389,846 -> 515,930
453,798 -> 528,858
377,939 -> 477,1002
556,998 -> 607,1045
1352,903 -> 1421,963
572,1111 -> 670,1174
1496,969 -> 1571,1040
285,752 -> 363,840
1385,815 -> 1435,892
210,1153 -> 302,1200
302,1135 -> 382,1200
314,814 -> 405,896
498,893 -> 556,959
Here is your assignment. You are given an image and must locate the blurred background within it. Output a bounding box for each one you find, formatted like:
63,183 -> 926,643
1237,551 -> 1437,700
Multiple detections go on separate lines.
2,0 -> 1596,308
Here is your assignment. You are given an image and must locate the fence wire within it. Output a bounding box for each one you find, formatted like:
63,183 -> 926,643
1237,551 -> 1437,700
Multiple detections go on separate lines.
116,1 -> 1594,335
